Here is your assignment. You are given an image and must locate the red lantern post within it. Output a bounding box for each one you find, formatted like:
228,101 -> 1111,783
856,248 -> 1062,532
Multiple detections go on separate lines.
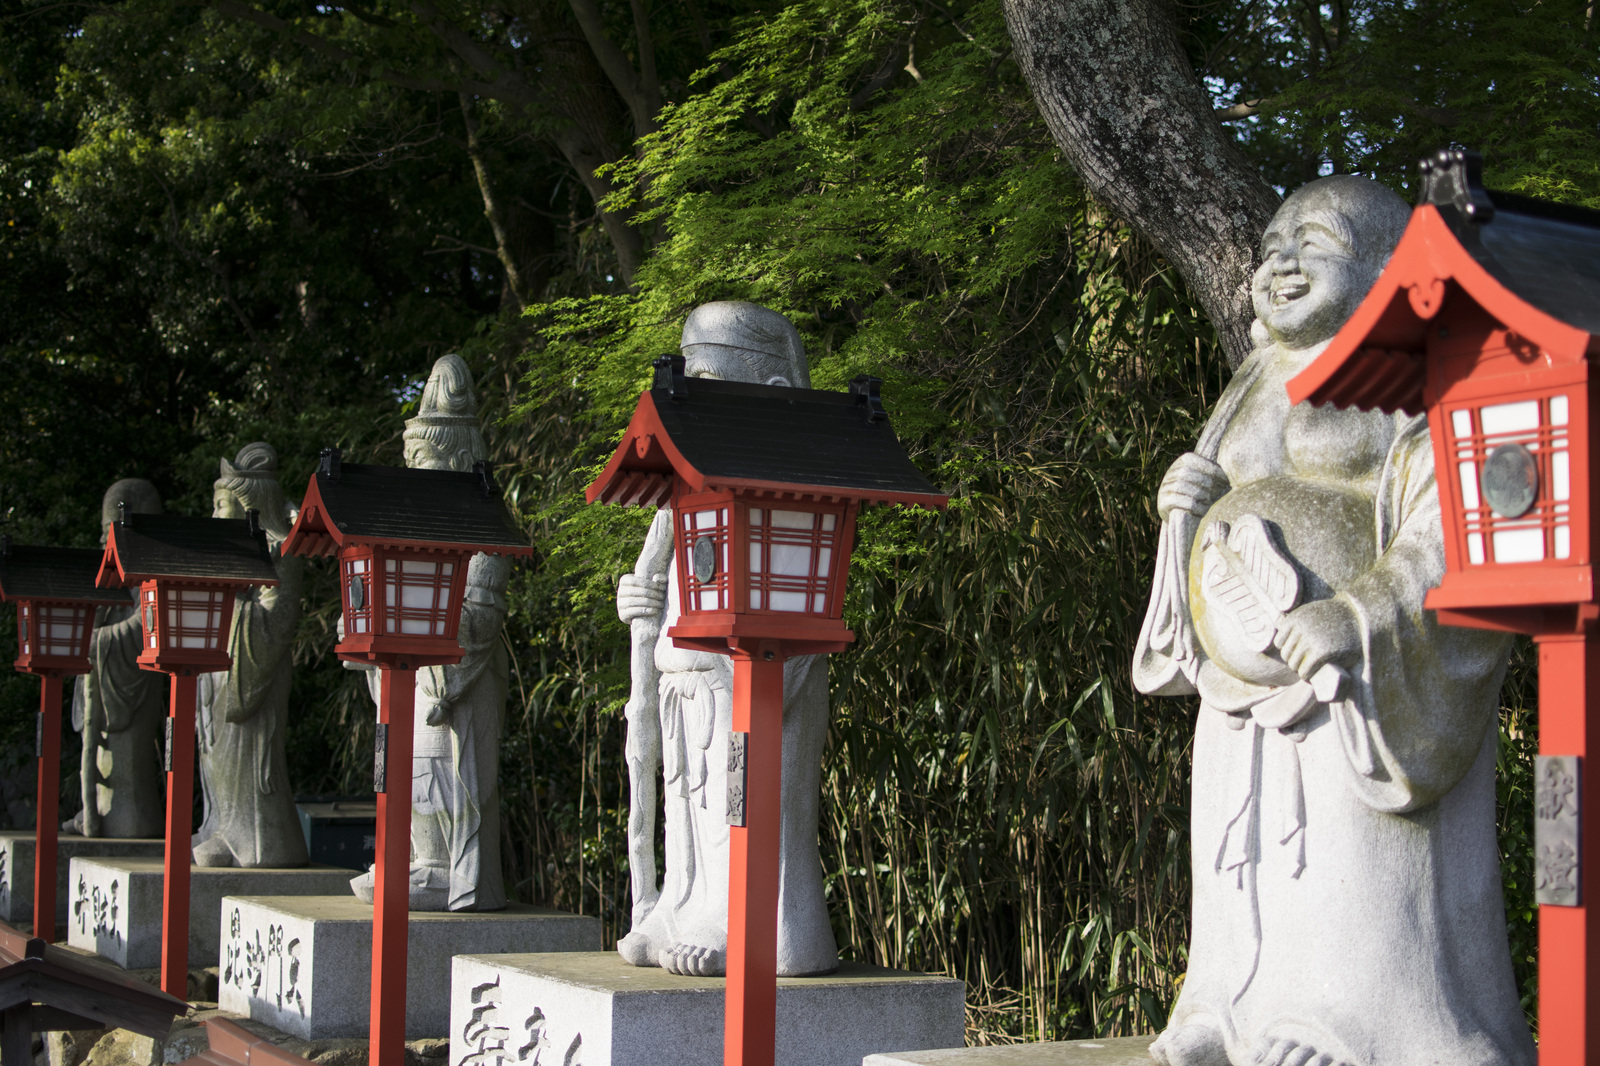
1288,149 -> 1600,1066
0,540 -> 131,943
96,512 -> 277,998
282,449 -> 531,1066
587,360 -> 947,1066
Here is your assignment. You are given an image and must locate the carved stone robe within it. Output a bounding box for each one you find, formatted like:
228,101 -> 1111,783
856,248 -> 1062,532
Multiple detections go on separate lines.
1134,343 -> 1534,1066
70,604 -> 165,839
195,542 -> 307,868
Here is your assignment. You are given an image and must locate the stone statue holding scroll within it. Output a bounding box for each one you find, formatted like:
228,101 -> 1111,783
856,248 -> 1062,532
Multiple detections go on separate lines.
193,442 -> 308,869
615,301 -> 839,977
1134,176 -> 1533,1066
349,354 -> 510,910
64,479 -> 166,840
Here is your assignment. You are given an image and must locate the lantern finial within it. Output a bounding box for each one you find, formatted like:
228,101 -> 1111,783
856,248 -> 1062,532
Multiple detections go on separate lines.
653,353 -> 688,401
1419,148 -> 1495,226
319,447 -> 342,480
850,376 -> 887,423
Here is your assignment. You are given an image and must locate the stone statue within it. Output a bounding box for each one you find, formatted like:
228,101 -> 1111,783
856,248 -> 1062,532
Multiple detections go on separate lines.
350,355 -> 510,911
64,479 -> 167,840
615,301 -> 839,977
1133,176 -> 1534,1066
193,443 -> 308,869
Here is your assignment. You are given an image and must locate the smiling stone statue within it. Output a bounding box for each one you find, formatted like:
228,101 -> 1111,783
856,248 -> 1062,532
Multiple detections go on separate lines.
1134,176 -> 1534,1066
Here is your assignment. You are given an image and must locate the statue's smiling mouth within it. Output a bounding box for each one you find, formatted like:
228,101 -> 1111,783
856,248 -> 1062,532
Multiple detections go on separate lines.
1271,275 -> 1310,307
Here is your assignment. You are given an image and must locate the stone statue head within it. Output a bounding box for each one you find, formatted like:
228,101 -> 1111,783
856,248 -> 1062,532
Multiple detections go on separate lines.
403,354 -> 487,473
680,302 -> 810,388
1251,175 -> 1413,352
99,478 -> 162,547
213,441 -> 291,539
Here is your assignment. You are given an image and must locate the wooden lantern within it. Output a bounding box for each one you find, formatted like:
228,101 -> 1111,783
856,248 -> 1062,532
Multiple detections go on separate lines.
1287,148 -> 1600,1066
96,510 -> 277,998
587,359 -> 947,1066
282,447 -> 532,1066
0,541 -> 132,943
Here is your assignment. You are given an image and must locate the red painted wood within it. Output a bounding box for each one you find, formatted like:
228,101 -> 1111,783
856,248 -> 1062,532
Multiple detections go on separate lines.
34,675 -> 61,943
724,649 -> 784,1066
161,672 -> 196,999
1535,634 -> 1600,1066
369,666 -> 415,1066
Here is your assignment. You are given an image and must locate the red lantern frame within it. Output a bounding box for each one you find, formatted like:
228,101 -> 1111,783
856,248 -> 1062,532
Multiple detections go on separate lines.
588,367 -> 946,1066
282,450 -> 532,1066
0,543 -> 131,944
96,512 -> 277,998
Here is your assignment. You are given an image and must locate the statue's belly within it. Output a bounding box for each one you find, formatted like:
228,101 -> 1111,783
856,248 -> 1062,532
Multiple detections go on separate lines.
1189,476 -> 1376,687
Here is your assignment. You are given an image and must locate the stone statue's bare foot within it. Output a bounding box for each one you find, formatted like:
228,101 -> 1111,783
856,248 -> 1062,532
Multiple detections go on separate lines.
1251,1037 -> 1350,1066
350,866 -> 375,904
60,811 -> 83,836
1151,1022 -> 1229,1066
617,899 -> 669,967
660,941 -> 724,976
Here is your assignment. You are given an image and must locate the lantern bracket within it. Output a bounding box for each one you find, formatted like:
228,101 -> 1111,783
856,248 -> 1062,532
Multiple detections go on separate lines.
473,460 -> 494,500
1,535 -> 10,558
319,447 -> 342,481
850,376 -> 887,423
653,353 -> 688,402
1419,148 -> 1495,228
245,509 -> 261,539
117,502 -> 127,527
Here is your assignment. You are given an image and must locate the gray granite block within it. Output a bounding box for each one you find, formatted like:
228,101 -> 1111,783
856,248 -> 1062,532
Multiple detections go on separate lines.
65,856 -> 357,968
0,830 -> 164,928
450,951 -> 966,1066
864,1037 -> 1155,1065
219,895 -> 602,1040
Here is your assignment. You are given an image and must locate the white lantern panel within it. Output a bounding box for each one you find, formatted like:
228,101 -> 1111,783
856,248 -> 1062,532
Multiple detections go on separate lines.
1492,527 -> 1545,564
1467,532 -> 1485,565
1451,408 -> 1473,440
1553,394 -> 1571,425
746,505 -> 842,615
1479,400 -> 1541,437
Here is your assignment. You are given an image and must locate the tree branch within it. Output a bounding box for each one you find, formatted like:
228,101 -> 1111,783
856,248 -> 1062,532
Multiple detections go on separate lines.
567,0 -> 660,136
1214,98 -> 1267,121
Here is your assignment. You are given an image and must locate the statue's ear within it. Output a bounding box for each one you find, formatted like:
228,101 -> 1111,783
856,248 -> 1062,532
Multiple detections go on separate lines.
764,374 -> 792,388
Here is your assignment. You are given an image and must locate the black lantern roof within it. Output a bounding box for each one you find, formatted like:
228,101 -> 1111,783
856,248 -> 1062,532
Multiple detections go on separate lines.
1421,149 -> 1600,335
589,369 -> 947,509
282,450 -> 532,558
97,513 -> 278,589
0,541 -> 132,605
0,921 -> 188,1039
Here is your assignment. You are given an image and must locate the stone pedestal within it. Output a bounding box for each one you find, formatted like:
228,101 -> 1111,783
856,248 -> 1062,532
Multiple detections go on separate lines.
0,830 -> 163,929
449,951 -> 965,1066
219,896 -> 602,1041
65,856 -> 356,968
864,1037 -> 1155,1065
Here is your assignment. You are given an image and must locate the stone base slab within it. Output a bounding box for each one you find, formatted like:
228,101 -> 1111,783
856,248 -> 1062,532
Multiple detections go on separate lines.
450,951 -> 965,1066
0,830 -> 163,928
66,856 -> 357,969
864,1037 -> 1155,1065
219,895 -> 602,1040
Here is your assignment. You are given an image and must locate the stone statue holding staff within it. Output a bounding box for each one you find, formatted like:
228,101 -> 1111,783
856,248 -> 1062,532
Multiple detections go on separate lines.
615,301 -> 839,977
1134,176 -> 1533,1066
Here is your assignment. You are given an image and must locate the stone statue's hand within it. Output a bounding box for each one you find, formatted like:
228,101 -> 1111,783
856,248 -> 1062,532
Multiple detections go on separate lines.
1273,598 -> 1361,681
618,572 -> 667,623
1157,452 -> 1230,521
423,699 -> 451,727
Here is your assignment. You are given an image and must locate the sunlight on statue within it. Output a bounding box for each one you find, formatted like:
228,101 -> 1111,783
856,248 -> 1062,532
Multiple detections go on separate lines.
64,479 -> 166,840
349,354 -> 510,911
1134,176 -> 1533,1066
194,442 -> 308,868
616,301 -> 839,977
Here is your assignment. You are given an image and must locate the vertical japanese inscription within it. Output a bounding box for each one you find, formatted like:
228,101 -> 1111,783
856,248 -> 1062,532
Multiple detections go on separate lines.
726,731 -> 748,827
374,723 -> 389,794
1536,754 -> 1581,907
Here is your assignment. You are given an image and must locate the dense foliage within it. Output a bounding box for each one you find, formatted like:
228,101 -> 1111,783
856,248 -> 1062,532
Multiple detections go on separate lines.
0,0 -> 1585,1041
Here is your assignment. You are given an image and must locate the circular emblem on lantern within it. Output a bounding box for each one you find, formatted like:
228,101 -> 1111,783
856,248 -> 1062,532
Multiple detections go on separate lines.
348,574 -> 365,610
692,535 -> 718,584
1483,443 -> 1539,518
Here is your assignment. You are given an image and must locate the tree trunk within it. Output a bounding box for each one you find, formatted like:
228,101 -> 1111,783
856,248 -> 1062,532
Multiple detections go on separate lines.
1001,0 -> 1280,365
